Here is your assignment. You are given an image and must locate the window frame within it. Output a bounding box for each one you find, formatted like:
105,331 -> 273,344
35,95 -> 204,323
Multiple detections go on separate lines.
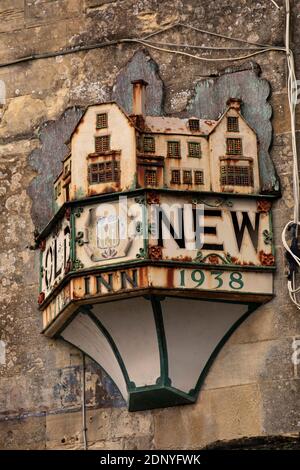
144,169 -> 157,187
170,169 -> 181,185
167,140 -> 181,158
143,135 -> 155,153
227,116 -> 239,133
188,141 -> 202,158
95,135 -> 110,153
88,160 -> 120,185
189,119 -> 200,132
194,170 -> 204,185
226,137 -> 242,156
96,113 -> 108,129
183,169 -> 192,184
220,164 -> 254,187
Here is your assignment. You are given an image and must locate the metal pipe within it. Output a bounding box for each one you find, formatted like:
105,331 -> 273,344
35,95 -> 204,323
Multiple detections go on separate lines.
82,353 -> 88,450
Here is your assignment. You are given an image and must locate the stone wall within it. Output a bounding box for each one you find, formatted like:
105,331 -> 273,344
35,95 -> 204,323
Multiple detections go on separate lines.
0,0 -> 300,450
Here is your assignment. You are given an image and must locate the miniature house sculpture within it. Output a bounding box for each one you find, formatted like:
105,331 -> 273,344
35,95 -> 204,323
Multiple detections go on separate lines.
53,81 -> 260,210
38,80 -> 275,411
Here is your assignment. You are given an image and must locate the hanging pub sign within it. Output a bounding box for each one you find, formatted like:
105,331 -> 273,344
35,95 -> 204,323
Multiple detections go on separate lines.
37,80 -> 278,411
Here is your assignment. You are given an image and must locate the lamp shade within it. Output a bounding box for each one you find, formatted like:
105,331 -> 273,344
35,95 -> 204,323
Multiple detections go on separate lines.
60,295 -> 250,410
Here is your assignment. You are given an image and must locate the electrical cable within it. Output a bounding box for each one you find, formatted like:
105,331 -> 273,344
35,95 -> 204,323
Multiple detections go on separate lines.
270,0 -> 280,9
0,15 -> 286,69
82,353 -> 88,450
142,40 -> 267,51
0,37 -> 286,69
0,0 -> 297,307
142,21 -> 275,48
281,0 -> 300,309
134,40 -> 285,62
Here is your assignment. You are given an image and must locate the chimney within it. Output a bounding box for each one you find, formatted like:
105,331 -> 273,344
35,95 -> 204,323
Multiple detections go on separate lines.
131,79 -> 148,115
226,98 -> 242,112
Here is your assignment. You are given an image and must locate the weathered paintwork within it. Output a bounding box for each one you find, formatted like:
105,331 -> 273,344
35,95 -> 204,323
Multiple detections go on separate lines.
53,90 -> 261,211
39,193 -> 274,305
38,76 -> 278,412
42,266 -> 273,336
188,62 -> 279,194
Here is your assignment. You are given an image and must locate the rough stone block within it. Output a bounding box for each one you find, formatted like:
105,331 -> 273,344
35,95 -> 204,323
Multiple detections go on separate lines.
152,384 -> 262,449
0,415 -> 46,450
0,0 -> 24,34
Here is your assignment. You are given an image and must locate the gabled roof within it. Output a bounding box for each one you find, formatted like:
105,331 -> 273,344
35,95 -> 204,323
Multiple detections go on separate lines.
65,101 -> 138,144
65,98 -> 255,144
209,104 -> 257,137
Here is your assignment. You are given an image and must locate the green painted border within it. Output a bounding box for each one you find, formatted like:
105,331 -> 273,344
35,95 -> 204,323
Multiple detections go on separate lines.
57,295 -> 264,411
39,258 -> 275,311
70,209 -> 76,263
142,195 -> 149,258
83,307 -> 135,391
150,296 -> 171,386
188,301 -> 260,397
128,385 -> 195,411
37,188 -> 279,243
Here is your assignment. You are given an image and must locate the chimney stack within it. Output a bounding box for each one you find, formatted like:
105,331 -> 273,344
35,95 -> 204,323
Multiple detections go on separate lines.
226,98 -> 242,112
131,79 -> 148,115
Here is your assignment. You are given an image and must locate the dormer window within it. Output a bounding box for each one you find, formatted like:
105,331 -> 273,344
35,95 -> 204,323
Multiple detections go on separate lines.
227,138 -> 242,156
143,136 -> 155,153
95,135 -> 110,153
188,142 -> 201,158
96,113 -> 108,129
167,141 -> 181,158
189,119 -> 200,132
227,116 -> 239,132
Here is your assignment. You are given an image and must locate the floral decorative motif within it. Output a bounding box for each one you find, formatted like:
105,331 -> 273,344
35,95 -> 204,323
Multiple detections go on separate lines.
101,247 -> 118,259
38,292 -> 45,305
263,229 -> 273,245
135,221 -> 143,235
135,195 -> 145,205
192,198 -> 233,208
136,248 -> 147,259
74,207 -> 84,218
148,245 -> 163,260
257,200 -> 272,213
194,251 -> 233,265
72,258 -> 84,270
259,251 -> 275,266
147,192 -> 160,205
194,251 -> 204,262
207,255 -> 221,264
76,231 -> 84,246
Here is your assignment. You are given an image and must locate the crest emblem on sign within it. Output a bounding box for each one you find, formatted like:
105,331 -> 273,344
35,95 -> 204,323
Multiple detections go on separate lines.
97,215 -> 120,249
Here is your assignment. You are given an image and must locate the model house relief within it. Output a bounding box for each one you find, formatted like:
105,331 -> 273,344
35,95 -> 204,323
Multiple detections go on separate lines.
53,80 -> 260,210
